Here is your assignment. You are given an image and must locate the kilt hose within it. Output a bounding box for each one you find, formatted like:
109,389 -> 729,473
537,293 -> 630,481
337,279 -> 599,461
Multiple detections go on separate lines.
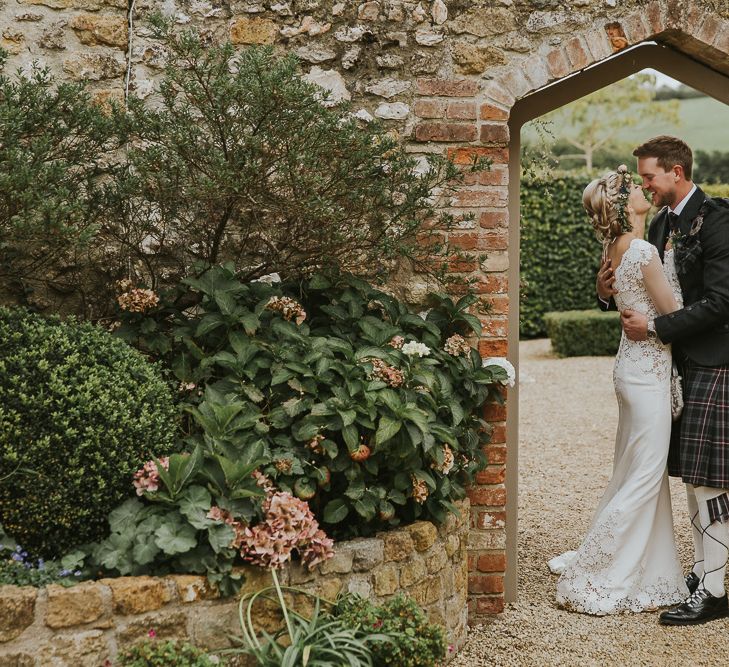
668,359 -> 729,490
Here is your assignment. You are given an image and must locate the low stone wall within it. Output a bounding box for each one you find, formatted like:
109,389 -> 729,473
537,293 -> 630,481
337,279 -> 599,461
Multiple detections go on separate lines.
0,500 -> 468,666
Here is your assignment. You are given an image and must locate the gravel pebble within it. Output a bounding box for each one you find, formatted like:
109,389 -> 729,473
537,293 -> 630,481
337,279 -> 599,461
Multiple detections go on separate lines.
452,339 -> 729,667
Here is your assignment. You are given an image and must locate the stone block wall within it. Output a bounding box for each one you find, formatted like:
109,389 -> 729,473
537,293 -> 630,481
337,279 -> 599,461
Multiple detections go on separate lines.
0,500 -> 468,666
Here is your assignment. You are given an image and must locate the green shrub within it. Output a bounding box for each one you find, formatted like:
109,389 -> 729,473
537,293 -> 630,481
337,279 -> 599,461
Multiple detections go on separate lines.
69,390 -> 266,596
701,182 -> 729,199
0,307 -> 178,558
115,266 -> 510,540
117,638 -> 221,667
333,593 -> 447,666
520,174 -> 603,338
543,309 -> 621,357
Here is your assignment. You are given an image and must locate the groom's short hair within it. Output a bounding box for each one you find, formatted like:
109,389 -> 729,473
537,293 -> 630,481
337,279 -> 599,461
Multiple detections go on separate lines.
632,135 -> 693,180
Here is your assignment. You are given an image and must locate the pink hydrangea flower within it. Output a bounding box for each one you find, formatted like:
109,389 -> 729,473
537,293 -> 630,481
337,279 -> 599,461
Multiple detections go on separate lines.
132,457 -> 169,496
238,492 -> 334,570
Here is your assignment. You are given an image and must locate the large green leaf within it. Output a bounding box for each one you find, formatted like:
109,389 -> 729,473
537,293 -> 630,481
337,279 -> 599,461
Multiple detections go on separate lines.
154,517 -> 199,555
178,485 -> 213,529
375,416 -> 401,445
322,499 -> 349,523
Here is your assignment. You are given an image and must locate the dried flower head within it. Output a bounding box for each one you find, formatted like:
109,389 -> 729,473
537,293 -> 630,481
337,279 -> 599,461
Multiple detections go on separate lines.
388,335 -> 405,349
366,357 -> 404,388
207,505 -> 247,548
117,288 -> 160,313
411,475 -> 429,504
274,458 -> 293,474
266,296 -> 306,325
238,491 -> 334,570
431,444 -> 455,475
444,334 -> 471,357
252,469 -> 276,495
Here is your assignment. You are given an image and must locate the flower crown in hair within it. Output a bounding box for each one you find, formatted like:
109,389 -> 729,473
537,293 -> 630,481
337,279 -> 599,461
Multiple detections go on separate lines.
615,164 -> 633,234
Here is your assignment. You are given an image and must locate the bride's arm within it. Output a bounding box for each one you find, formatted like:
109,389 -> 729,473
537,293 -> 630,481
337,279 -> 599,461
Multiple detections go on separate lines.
641,254 -> 679,315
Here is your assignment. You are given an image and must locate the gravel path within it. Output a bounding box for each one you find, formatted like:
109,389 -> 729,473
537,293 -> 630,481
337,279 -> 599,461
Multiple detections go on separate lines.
452,339 -> 729,667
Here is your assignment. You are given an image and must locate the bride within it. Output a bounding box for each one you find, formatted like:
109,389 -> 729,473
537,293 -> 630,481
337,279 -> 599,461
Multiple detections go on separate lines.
547,165 -> 689,615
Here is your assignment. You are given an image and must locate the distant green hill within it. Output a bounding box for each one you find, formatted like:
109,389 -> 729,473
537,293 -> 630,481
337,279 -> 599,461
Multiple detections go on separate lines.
522,96 -> 729,154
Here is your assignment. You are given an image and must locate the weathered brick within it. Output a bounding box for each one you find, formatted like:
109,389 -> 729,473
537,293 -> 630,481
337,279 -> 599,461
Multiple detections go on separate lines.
414,99 -> 446,118
474,510 -> 506,530
480,316 -> 508,337
447,257 -> 479,272
484,402 -> 507,421
476,552 -> 507,573
451,190 -> 506,208
416,78 -> 479,97
462,168 -> 508,187
481,80 -> 514,108
546,48 -> 570,78
415,122 -> 476,142
480,122 -> 509,144
485,444 -> 507,465
475,595 -> 505,614
490,422 -> 507,444
409,575 -> 442,606
473,273 -> 508,293
645,0 -> 665,35
497,69 -> 530,100
45,582 -> 105,629
522,54 -> 551,90
479,103 -> 509,121
426,548 -> 448,574
479,211 -> 508,228
446,100 -> 477,119
622,12 -> 652,44
468,574 -> 504,594
583,28 -> 613,61
713,22 -> 729,53
565,37 -> 589,70
475,467 -> 506,486
484,295 -> 509,316
448,146 -> 508,165
697,14 -> 722,46
467,485 -> 506,507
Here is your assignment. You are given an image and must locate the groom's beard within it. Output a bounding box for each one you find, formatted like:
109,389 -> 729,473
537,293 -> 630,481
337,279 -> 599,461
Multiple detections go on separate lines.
652,189 -> 676,209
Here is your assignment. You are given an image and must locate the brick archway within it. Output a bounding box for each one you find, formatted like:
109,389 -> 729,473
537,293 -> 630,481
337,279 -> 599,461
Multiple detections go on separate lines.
410,1 -> 729,623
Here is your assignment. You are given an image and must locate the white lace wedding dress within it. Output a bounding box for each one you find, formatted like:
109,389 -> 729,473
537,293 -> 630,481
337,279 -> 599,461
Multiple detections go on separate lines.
548,239 -> 689,615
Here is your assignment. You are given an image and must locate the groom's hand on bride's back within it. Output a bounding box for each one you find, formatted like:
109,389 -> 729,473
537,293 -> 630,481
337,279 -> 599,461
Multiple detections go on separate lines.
597,258 -> 618,299
621,310 -> 648,341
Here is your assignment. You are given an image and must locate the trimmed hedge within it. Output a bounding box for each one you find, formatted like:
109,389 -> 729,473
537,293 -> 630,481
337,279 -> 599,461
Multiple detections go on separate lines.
0,307 -> 178,558
520,174 -> 602,338
544,309 -> 621,357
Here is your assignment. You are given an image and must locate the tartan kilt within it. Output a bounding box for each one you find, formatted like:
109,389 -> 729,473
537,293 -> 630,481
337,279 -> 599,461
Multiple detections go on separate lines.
668,361 -> 729,487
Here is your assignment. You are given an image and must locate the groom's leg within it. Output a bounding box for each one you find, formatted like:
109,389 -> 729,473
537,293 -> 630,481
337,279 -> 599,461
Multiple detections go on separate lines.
694,485 -> 729,597
686,484 -> 705,578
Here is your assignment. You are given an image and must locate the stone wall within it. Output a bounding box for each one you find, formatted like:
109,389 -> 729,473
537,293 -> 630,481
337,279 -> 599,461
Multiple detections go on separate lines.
3,0 -> 729,624
0,501 -> 468,666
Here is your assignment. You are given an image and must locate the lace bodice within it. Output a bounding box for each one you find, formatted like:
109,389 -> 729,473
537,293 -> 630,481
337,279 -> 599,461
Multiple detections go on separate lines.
613,239 -> 683,383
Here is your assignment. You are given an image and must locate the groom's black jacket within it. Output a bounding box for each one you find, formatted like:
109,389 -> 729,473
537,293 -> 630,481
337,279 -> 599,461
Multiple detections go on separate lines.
599,187 -> 729,366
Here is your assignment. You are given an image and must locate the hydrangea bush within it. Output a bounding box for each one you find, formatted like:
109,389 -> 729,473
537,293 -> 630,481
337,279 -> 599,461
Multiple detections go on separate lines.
115,266 -> 510,538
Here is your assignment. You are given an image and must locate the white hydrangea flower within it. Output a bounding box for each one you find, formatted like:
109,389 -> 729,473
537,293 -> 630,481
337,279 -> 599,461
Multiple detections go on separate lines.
402,341 -> 431,357
252,272 -> 282,284
483,356 -> 516,387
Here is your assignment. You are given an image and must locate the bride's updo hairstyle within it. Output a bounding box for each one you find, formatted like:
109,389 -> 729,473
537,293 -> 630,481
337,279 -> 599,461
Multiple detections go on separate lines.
583,165 -> 632,245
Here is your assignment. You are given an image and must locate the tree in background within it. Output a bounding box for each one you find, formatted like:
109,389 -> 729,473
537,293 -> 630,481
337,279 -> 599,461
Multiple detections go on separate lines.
532,74 -> 680,171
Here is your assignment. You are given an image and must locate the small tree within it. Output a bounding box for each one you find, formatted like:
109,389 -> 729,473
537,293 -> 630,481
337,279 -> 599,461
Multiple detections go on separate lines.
532,74 -> 680,171
109,17 -> 483,295
0,51 -> 122,312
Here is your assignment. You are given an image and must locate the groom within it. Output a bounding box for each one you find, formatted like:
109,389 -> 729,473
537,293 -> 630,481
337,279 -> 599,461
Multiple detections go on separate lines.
598,135 -> 729,625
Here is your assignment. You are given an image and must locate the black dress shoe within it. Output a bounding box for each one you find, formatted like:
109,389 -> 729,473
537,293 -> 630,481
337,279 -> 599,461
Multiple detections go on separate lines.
659,589 -> 729,626
685,571 -> 700,594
